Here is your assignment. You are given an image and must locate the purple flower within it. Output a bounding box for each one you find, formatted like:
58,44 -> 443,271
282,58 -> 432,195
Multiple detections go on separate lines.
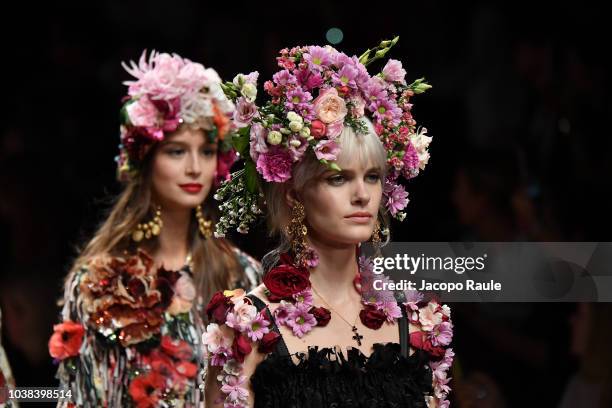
384,181 -> 409,216
246,311 -> 271,342
249,122 -> 269,162
293,289 -> 314,306
332,64 -> 359,89
274,301 -> 295,326
287,134 -> 308,162
429,321 -> 453,347
303,46 -> 332,71
314,139 -> 340,161
380,301 -> 403,322
382,59 -> 407,84
403,289 -> 424,304
233,97 -> 258,127
221,375 -> 249,403
364,77 -> 387,103
272,70 -> 297,87
370,98 -> 402,126
297,104 -> 316,122
256,146 -> 293,182
210,346 -> 232,367
296,68 -> 324,90
302,247 -> 320,268
402,142 -> 420,175
285,87 -> 313,111
286,303 -> 317,338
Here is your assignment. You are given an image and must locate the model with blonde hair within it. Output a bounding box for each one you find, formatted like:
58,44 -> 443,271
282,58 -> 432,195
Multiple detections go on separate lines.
204,39 -> 453,408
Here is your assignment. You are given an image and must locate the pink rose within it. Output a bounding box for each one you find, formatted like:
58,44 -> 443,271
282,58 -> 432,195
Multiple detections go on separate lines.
313,88 -> 347,124
325,120 -> 344,139
126,96 -> 158,127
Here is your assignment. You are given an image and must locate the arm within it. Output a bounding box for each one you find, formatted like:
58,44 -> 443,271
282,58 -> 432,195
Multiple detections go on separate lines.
203,290 -> 271,408
407,299 -> 454,408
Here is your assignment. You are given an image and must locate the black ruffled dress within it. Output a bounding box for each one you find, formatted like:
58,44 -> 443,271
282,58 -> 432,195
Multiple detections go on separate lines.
247,295 -> 434,408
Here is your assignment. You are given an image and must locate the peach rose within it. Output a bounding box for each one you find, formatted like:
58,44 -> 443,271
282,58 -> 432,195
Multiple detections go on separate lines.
313,88 -> 348,124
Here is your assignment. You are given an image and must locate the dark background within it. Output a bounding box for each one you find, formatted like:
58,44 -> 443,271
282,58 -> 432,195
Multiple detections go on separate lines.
1,1 -> 610,407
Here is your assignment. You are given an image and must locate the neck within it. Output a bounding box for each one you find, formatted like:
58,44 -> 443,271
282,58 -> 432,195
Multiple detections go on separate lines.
154,206 -> 192,270
307,235 -> 359,304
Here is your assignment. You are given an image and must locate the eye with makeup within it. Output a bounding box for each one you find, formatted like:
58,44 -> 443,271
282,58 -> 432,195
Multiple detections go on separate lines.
164,146 -> 186,157
200,145 -> 218,158
365,171 -> 382,184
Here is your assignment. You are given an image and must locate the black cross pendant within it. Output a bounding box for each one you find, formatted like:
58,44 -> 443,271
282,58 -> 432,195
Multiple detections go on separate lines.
351,326 -> 363,346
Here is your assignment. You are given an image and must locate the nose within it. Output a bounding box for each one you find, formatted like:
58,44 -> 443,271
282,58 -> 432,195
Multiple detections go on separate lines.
186,149 -> 202,177
351,178 -> 371,207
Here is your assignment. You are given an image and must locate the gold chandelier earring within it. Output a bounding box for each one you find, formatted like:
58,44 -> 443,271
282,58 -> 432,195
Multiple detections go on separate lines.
132,205 -> 163,242
371,218 -> 386,256
196,205 -> 214,239
285,201 -> 309,265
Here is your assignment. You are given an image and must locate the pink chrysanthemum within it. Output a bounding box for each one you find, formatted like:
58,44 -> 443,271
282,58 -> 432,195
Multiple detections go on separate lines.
286,303 -> 317,338
384,181 -> 409,216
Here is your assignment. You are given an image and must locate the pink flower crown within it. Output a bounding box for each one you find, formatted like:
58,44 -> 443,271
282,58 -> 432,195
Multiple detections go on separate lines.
214,37 -> 433,237
116,50 -> 237,183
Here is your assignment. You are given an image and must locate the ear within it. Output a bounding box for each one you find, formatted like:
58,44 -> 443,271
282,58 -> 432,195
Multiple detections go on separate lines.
285,188 -> 301,209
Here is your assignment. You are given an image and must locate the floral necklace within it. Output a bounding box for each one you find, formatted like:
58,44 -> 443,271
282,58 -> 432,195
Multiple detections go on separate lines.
261,253 -> 403,344
203,253 -> 455,408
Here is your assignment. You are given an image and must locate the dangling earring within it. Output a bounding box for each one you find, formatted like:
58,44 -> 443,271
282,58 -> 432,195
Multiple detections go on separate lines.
371,218 -> 385,256
196,205 -> 213,239
285,201 -> 309,266
132,205 -> 163,242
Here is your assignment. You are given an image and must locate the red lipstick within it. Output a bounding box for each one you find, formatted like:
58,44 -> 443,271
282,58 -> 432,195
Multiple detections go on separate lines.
179,183 -> 203,193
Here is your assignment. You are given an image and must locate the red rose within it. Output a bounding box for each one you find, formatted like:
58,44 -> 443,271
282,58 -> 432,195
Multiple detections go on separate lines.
263,264 -> 310,301
310,120 -> 327,139
310,306 -> 331,327
206,291 -> 231,323
359,304 -> 386,330
257,331 -> 281,354
232,333 -> 252,363
409,331 -> 445,360
337,85 -> 350,96
48,321 -> 85,360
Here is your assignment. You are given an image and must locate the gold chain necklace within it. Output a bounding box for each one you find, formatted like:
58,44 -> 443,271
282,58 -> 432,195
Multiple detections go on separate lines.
310,285 -> 364,346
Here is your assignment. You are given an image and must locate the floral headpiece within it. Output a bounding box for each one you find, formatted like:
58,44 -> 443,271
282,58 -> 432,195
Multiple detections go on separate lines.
116,50 -> 237,183
214,37 -> 433,237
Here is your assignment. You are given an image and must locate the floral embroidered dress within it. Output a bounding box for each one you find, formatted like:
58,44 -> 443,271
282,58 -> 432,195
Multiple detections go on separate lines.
51,249 -> 260,407
203,257 -> 454,408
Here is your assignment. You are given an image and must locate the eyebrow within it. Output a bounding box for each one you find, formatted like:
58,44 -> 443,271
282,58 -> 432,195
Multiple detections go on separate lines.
160,140 -> 218,148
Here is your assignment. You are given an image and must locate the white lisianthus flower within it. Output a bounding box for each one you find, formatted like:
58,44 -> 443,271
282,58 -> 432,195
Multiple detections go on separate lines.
241,83 -> 257,102
299,127 -> 311,137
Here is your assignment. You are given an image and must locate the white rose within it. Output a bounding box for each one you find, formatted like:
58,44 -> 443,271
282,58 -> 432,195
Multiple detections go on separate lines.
267,130 -> 282,145
289,121 -> 303,132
